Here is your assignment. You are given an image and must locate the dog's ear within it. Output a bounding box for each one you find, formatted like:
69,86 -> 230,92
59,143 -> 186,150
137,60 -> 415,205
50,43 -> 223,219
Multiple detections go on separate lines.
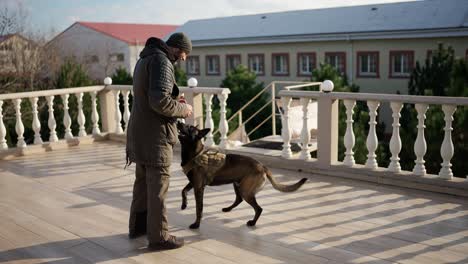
197,128 -> 211,139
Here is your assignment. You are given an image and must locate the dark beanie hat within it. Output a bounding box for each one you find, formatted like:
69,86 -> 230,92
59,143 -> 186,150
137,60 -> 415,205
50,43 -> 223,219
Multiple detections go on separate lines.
166,32 -> 192,54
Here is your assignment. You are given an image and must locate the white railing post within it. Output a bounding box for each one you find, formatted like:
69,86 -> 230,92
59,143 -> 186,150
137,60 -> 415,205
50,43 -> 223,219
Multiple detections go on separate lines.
13,99 -> 26,148
219,92 -> 229,149
343,99 -> 356,166
439,104 -> 457,180
122,90 -> 130,133
299,97 -> 311,160
271,82 -> 276,136
413,104 -> 428,176
46,96 -> 58,143
281,96 -> 293,158
0,100 -> 7,150
113,90 -> 123,134
203,94 -> 215,147
76,92 -> 87,137
30,97 -> 43,144
388,102 -> 403,172
365,100 -> 380,169
61,94 -> 73,140
91,91 -> 101,135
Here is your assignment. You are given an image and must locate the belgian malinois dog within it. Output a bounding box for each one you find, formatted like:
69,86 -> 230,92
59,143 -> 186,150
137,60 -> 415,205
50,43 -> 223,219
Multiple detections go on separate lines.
177,122 -> 307,229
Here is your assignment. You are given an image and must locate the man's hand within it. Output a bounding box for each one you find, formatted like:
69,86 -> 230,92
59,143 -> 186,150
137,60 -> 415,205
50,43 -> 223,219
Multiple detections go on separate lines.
184,104 -> 193,118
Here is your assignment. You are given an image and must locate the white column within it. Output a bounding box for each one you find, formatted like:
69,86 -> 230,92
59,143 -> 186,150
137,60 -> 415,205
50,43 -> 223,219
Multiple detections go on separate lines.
113,90 -> 123,134
76,92 -> 87,137
30,97 -> 43,144
218,93 -> 229,149
61,94 -> 73,140
439,104 -> 457,180
281,96 -> 293,159
14,99 -> 26,148
343,99 -> 356,166
47,96 -> 58,142
122,90 -> 130,133
203,94 -> 215,147
0,100 -> 8,150
413,104 -> 428,176
388,102 -> 403,172
299,97 -> 311,160
91,91 -> 101,135
365,100 -> 380,169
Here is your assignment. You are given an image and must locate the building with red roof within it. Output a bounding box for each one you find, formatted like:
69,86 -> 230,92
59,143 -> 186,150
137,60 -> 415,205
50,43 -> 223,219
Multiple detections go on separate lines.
48,22 -> 178,79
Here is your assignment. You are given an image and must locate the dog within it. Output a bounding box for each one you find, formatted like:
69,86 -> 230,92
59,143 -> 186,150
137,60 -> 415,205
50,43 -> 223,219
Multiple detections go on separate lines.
177,122 -> 307,229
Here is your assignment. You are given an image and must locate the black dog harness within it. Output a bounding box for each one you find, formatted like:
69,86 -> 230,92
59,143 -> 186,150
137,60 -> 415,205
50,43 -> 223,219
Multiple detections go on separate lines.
182,149 -> 226,184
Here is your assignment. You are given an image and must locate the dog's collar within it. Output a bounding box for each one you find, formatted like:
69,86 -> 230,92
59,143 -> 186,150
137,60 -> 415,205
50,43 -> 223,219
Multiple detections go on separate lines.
182,149 -> 205,175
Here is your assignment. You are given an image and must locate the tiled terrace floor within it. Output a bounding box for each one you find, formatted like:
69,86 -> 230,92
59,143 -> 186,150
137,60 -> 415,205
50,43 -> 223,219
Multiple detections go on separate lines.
0,142 -> 467,264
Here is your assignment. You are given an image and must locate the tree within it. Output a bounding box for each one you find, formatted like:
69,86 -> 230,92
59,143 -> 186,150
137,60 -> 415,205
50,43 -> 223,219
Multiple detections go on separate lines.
174,65 -> 187,86
111,67 -> 133,85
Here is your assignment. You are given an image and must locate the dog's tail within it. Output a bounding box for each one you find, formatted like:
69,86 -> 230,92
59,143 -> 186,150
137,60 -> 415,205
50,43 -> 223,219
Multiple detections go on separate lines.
264,166 -> 307,192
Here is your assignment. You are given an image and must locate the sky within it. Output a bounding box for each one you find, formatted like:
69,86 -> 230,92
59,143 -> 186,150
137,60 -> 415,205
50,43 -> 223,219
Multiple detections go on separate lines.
3,0 -> 419,38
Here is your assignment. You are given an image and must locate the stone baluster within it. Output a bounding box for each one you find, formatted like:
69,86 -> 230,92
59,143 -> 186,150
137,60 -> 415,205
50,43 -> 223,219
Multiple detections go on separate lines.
203,94 -> 215,147
113,90 -> 123,134
122,90 -> 130,133
365,100 -> 380,169
388,102 -> 403,172
47,96 -> 58,142
343,100 -> 356,166
281,96 -> 293,158
76,92 -> 87,137
61,94 -> 73,140
439,104 -> 457,180
218,93 -> 229,149
413,104 -> 428,176
91,91 -> 101,135
0,100 -> 8,150
299,97 -> 311,160
30,97 -> 43,144
14,99 -> 26,148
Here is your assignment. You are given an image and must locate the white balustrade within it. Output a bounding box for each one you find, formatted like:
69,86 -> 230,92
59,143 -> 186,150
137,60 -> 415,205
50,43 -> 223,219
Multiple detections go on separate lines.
122,90 -> 130,133
91,91 -> 101,135
76,92 -> 87,137
281,96 -> 293,158
218,93 -> 229,149
365,100 -> 380,169
413,104 -> 428,175
61,94 -> 73,140
203,94 -> 215,147
47,96 -> 58,142
343,100 -> 356,166
30,97 -> 43,145
0,100 -> 7,150
113,90 -> 123,134
299,97 -> 311,160
439,105 -> 457,179
388,102 -> 403,172
13,99 -> 26,148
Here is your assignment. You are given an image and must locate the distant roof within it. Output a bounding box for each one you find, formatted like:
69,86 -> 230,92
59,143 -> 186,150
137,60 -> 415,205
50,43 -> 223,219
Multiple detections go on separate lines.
77,22 -> 178,45
176,0 -> 468,46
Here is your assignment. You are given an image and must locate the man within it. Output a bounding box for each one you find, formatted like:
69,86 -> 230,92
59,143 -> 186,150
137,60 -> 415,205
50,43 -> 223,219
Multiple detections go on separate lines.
126,32 -> 193,250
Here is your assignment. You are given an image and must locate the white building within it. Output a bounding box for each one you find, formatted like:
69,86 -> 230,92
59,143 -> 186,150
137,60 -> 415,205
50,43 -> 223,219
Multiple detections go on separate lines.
47,22 -> 178,79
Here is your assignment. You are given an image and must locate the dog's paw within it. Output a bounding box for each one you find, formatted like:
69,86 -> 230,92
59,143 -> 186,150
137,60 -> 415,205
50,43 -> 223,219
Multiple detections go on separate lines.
246,220 -> 256,227
189,222 -> 200,229
181,203 -> 187,210
222,207 -> 232,212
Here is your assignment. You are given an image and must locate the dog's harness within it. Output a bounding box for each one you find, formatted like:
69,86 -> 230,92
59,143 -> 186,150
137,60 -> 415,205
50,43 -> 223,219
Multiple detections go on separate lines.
182,149 -> 226,184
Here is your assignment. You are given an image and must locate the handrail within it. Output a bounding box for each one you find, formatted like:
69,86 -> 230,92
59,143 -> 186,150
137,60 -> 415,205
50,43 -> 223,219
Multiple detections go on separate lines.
0,85 -> 105,100
225,82 -> 273,123
247,114 -> 273,137
104,84 -> 230,95
284,82 -> 322,90
242,101 -> 272,126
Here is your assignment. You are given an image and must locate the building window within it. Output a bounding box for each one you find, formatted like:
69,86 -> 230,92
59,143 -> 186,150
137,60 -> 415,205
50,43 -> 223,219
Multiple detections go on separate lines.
297,52 -> 316,77
85,55 -> 99,64
357,51 -> 379,78
248,54 -> 264,75
226,54 -> 241,73
110,53 -> 124,62
206,55 -> 220,75
325,52 -> 346,75
389,51 -> 414,78
272,53 -> 289,76
186,56 -> 200,75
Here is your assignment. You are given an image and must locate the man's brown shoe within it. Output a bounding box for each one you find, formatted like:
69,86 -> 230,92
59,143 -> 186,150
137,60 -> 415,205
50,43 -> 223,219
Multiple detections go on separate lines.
148,235 -> 184,250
